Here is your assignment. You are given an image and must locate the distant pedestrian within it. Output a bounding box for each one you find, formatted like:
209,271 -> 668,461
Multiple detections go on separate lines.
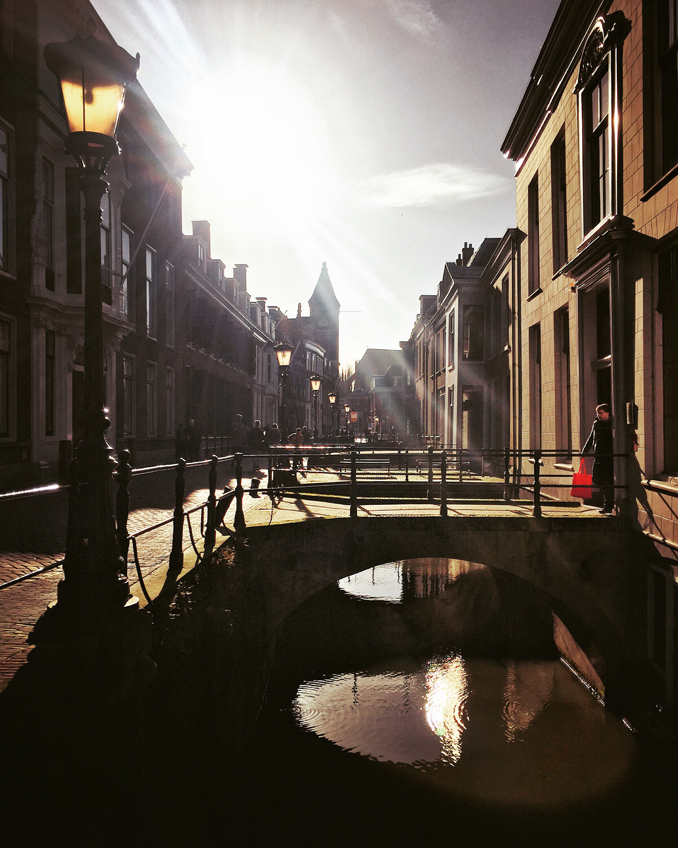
230,413 -> 248,468
186,419 -> 202,461
248,419 -> 265,471
288,427 -> 304,470
582,403 -> 614,513
265,423 -> 281,447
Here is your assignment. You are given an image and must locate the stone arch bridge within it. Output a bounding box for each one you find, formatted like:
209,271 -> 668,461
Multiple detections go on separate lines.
213,514 -> 653,709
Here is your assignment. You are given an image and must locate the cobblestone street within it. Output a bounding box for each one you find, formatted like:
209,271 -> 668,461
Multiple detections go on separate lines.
0,458 -> 602,693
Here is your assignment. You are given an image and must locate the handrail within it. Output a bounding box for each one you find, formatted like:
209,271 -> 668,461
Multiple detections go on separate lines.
1,447 -> 629,597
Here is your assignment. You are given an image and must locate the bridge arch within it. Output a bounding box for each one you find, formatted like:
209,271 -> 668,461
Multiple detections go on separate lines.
221,515 -> 649,707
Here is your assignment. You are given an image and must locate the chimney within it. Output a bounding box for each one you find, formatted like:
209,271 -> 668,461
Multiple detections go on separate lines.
462,242 -> 474,266
233,264 -> 248,293
297,303 -> 302,318
192,221 -> 211,257
456,254 -> 463,266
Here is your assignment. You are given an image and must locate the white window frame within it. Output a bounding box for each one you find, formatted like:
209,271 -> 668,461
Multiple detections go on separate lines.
145,246 -> 157,338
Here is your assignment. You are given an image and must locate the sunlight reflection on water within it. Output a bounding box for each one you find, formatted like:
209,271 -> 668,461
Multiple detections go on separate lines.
292,559 -> 638,810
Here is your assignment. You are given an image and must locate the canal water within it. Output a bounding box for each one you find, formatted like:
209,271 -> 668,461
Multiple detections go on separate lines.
238,559 -> 675,846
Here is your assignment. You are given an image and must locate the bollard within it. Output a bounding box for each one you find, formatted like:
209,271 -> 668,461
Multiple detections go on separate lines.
350,448 -> 358,518
268,452 -> 274,487
504,447 -> 511,501
440,450 -> 448,517
533,449 -> 542,517
169,458 -> 186,573
427,446 -> 434,502
405,448 -> 409,483
115,449 -> 132,571
234,452 -> 246,534
204,455 -> 218,559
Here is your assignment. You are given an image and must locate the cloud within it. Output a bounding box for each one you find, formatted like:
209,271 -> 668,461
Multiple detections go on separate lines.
384,0 -> 443,43
358,163 -> 511,209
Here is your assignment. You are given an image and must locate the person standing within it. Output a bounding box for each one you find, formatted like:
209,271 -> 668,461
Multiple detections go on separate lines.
582,403 -> 614,513
186,419 -> 201,461
230,413 -> 248,469
248,419 -> 265,471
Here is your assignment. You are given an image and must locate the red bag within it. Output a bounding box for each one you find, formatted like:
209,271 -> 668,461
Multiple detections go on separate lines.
570,458 -> 592,500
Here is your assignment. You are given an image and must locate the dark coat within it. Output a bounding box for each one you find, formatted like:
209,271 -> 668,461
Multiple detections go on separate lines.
583,416 -> 613,484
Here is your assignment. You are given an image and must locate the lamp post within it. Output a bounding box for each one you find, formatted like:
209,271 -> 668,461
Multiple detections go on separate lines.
275,342 -> 293,437
344,403 -> 352,435
328,391 -> 336,436
310,374 -> 321,436
44,28 -> 139,618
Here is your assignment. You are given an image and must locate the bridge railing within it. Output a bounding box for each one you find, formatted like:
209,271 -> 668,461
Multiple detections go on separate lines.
0,446 -> 627,607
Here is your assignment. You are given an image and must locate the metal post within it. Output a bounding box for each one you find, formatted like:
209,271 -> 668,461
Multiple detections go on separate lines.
169,458 -> 186,574
427,445 -> 434,502
533,449 -> 542,517
459,449 -> 463,483
204,455 -> 218,558
440,450 -> 448,517
350,448 -> 358,518
405,449 -> 409,483
115,449 -> 132,569
504,447 -> 511,502
234,452 -> 246,534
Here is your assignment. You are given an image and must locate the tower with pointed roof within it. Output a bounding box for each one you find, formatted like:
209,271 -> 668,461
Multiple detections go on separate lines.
308,262 -> 340,368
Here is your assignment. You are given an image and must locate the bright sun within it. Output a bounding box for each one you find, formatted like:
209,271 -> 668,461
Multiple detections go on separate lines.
181,54 -> 342,232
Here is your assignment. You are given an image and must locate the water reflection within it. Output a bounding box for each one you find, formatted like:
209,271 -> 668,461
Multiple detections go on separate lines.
338,558 -> 480,604
289,558 -> 637,810
424,653 -> 468,765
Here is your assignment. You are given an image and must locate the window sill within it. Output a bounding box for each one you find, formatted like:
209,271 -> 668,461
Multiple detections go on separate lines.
526,287 -> 543,302
641,163 -> 678,203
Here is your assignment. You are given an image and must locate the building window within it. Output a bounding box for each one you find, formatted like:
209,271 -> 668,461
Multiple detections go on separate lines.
576,14 -> 628,231
657,0 -> 678,173
587,70 -> 610,229
659,245 -> 678,473
554,307 -> 572,456
501,275 -> 510,349
462,305 -> 484,361
448,310 -> 455,369
527,174 -> 540,294
146,361 -> 157,437
529,324 -> 542,449
45,329 -> 55,437
43,159 -> 55,291
145,247 -> 157,338
551,132 -> 567,271
122,355 -> 135,436
165,262 -> 175,347
65,168 -> 81,294
121,226 -> 132,319
165,366 -> 175,435
198,242 -> 206,271
0,122 -> 10,273
101,191 -> 112,304
0,317 -> 10,437
447,385 -> 454,447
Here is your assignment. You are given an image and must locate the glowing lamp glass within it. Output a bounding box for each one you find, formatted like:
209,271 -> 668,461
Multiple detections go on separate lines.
310,375 -> 321,393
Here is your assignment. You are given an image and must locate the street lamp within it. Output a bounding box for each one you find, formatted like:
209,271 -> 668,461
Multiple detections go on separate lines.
44,28 -> 139,618
275,342 -> 294,435
327,392 -> 337,438
310,375 -> 321,436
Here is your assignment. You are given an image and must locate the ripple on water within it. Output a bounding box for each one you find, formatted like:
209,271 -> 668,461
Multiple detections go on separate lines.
291,655 -> 637,811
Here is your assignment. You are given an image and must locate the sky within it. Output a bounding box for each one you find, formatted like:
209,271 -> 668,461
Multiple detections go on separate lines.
92,0 -> 562,369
